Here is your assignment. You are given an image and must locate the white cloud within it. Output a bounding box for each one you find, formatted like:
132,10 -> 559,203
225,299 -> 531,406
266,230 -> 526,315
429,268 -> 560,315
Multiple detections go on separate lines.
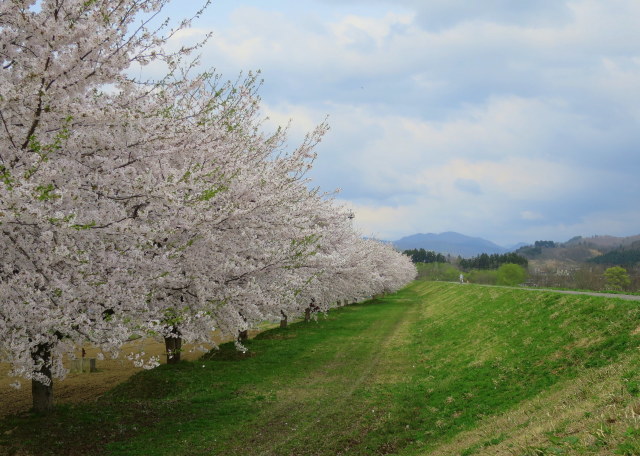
521,211 -> 544,221
340,200 -> 416,239
153,0 -> 640,244
329,13 -> 413,49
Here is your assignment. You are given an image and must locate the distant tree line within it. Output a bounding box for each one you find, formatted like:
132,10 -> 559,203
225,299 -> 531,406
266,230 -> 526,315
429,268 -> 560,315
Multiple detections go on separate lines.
589,248 -> 640,266
516,240 -> 556,257
403,248 -> 448,264
534,240 -> 557,248
459,252 -> 528,270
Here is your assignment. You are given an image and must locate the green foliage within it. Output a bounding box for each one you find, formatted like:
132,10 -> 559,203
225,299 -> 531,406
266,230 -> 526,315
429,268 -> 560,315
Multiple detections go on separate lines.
535,240 -> 557,249
403,248 -> 447,264
47,213 -> 76,226
616,427 -> 640,455
591,246 -> 640,267
516,240 -> 557,258
416,262 -> 460,281
622,370 -> 640,396
70,221 -> 97,230
467,268 -> 498,284
604,266 -> 631,290
34,183 -> 60,201
197,184 -> 228,201
459,252 -> 528,270
0,165 -> 15,190
496,263 -> 527,286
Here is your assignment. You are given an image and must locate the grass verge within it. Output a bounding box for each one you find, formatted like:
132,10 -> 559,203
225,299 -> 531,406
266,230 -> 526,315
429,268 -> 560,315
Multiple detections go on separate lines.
1,282 -> 639,455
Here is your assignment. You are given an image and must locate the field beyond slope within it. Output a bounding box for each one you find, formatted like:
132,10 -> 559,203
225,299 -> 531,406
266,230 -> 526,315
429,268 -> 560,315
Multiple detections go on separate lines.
2,282 -> 640,455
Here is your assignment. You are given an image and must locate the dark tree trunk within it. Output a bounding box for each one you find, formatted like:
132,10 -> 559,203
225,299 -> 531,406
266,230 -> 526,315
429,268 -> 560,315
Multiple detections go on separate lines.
236,312 -> 250,342
164,336 -> 182,364
305,299 -> 318,322
280,311 -> 288,328
31,344 -> 53,414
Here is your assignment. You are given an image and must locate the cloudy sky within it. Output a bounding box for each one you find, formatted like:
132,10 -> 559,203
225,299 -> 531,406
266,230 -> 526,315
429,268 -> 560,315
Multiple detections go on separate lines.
158,0 -> 640,246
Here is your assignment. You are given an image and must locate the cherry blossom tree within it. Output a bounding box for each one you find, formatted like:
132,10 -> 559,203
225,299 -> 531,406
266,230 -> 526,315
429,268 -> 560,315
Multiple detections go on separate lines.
0,0 -> 210,412
269,198 -> 417,324
0,0 -> 416,415
136,89 -> 331,360
117,75 -> 413,356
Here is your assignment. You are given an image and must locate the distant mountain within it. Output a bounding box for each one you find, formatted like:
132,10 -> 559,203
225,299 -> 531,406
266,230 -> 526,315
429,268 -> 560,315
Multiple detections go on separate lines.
393,232 -> 508,257
515,234 -> 640,265
506,242 -> 529,251
589,240 -> 640,266
393,232 -> 640,262
564,234 -> 640,249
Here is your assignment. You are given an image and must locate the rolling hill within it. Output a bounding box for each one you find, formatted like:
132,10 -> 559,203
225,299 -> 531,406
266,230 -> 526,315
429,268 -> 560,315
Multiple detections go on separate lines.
516,234 -> 640,265
393,231 -> 509,257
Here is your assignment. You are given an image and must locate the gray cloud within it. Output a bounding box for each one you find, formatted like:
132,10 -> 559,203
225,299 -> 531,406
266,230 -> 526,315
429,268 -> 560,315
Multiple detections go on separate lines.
318,0 -> 573,29
384,0 -> 573,30
454,179 -> 483,195
167,0 -> 640,244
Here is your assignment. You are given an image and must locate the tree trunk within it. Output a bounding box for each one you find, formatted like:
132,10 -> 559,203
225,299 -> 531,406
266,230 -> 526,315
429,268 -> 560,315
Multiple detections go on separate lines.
236,312 -> 250,342
164,336 -> 182,364
31,344 -> 53,414
305,300 -> 318,322
280,311 -> 288,328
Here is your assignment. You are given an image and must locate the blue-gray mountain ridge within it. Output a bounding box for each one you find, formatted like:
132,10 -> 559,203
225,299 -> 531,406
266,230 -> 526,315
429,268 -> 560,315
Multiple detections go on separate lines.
393,232 -> 521,258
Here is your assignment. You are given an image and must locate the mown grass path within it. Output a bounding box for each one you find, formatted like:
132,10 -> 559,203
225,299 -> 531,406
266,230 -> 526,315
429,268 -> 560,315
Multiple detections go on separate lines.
1,282 -> 640,455
476,283 -> 640,301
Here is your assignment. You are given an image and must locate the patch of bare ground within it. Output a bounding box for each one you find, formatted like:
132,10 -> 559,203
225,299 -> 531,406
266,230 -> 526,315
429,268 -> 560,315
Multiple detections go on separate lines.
0,330 -> 263,418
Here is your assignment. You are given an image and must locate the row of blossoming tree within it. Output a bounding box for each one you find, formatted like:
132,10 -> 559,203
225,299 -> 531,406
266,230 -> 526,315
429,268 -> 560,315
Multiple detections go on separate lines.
0,0 -> 416,413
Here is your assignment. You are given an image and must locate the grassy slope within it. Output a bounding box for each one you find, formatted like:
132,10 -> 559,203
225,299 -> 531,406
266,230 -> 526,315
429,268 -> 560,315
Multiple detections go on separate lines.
1,282 -> 640,455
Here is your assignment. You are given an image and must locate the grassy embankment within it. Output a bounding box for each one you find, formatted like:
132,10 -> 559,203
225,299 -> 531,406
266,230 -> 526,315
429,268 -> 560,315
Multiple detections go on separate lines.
1,281 -> 640,455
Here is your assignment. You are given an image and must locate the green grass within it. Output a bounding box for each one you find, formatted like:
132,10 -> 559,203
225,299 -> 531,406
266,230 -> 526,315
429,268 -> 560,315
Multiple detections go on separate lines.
2,282 -> 640,455
533,286 -> 640,296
